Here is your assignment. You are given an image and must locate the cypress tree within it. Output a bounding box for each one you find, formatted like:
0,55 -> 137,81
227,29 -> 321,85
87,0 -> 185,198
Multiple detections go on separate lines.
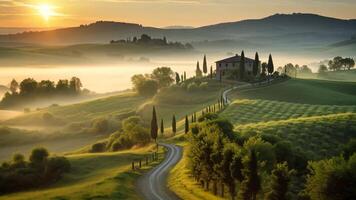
172,115 -> 176,136
265,162 -> 293,200
181,74 -> 184,82
191,115 -> 194,123
150,106 -> 158,143
196,61 -> 202,77
268,54 -> 274,75
185,115 -> 189,134
175,72 -> 181,84
184,71 -> 187,81
203,55 -> 208,74
253,52 -> 259,77
210,66 -> 213,79
194,112 -> 197,122
238,149 -> 261,200
160,119 -> 164,136
240,51 -> 246,80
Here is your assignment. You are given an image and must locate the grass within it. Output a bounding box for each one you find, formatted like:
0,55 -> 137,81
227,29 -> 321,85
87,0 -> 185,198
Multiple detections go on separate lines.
0,145 -> 163,200
228,79 -> 356,105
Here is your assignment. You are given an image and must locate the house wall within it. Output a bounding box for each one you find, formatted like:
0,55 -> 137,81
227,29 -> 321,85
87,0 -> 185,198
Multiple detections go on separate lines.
216,61 -> 261,80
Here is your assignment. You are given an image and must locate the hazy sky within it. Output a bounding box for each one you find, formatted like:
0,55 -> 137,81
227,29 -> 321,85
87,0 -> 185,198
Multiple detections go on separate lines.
1,0 -> 356,28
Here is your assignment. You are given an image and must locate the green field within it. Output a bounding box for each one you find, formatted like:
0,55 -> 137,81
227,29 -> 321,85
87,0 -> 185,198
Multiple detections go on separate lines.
0,145 -> 162,200
228,79 -> 356,105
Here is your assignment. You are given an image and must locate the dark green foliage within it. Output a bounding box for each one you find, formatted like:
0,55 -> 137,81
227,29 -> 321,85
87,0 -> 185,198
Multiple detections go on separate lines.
185,115 -> 189,134
203,55 -> 208,74
175,72 -> 181,84
184,71 -> 187,81
172,115 -> 176,135
238,149 -> 261,200
198,113 -> 219,122
0,148 -> 70,194
268,54 -> 274,75
240,51 -> 246,80
152,67 -> 175,88
261,62 -> 267,77
253,52 -> 259,77
265,162 -> 294,200
342,139 -> 356,160
91,142 -> 106,153
196,61 -> 203,78
305,154 -> 356,200
151,106 -> 158,142
160,119 -> 164,136
210,66 -> 213,79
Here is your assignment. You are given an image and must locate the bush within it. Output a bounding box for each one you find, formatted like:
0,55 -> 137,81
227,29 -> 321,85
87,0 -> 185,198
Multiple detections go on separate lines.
90,142 -> 106,153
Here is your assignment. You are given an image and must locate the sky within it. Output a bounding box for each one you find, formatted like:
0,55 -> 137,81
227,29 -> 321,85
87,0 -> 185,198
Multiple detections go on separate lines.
1,0 -> 356,28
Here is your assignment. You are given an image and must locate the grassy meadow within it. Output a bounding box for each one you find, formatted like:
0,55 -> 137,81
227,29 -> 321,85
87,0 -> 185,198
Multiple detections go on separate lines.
0,145 -> 163,200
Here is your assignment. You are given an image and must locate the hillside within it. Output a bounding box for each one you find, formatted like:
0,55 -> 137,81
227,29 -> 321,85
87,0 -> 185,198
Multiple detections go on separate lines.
0,13 -> 355,47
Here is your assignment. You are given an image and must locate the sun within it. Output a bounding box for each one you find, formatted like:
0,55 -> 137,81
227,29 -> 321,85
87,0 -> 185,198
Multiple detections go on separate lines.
36,4 -> 55,21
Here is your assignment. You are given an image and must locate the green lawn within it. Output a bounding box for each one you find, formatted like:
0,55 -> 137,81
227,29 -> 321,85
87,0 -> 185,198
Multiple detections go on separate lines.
0,145 -> 163,200
228,79 -> 356,105
301,69 -> 356,83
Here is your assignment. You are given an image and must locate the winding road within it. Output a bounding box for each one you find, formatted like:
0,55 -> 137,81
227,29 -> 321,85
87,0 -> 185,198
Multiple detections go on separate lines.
137,143 -> 183,200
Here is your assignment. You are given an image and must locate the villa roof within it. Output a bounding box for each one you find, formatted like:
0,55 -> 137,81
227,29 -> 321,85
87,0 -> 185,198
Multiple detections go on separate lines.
216,54 -> 255,63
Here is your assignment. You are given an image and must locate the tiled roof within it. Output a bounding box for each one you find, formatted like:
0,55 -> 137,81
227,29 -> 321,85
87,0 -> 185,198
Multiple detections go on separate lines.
216,54 -> 255,63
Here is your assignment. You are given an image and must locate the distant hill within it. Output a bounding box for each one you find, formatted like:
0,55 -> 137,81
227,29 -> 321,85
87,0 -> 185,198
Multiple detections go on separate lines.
0,13 -> 355,47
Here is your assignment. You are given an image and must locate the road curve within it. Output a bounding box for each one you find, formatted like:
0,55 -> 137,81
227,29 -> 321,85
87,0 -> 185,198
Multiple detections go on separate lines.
137,143 -> 183,200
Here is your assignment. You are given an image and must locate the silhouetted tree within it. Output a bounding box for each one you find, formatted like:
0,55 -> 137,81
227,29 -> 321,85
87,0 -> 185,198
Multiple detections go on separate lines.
196,61 -> 203,78
268,54 -> 274,75
9,79 -> 19,94
203,55 -> 208,74
240,51 -> 246,80
318,64 -> 328,74
172,115 -> 176,135
69,77 -> 82,94
261,62 -> 267,77
210,66 -> 213,79
151,67 -> 175,88
20,78 -> 38,96
151,106 -> 158,143
160,119 -> 164,136
184,71 -> 187,81
185,115 -> 189,134
253,52 -> 259,77
175,72 -> 181,84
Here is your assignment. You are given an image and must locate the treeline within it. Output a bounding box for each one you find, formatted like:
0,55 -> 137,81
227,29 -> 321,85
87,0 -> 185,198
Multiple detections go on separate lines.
278,64 -> 313,77
322,56 -> 355,72
110,34 -> 193,49
0,147 -> 70,194
1,77 -> 86,108
187,114 -> 356,200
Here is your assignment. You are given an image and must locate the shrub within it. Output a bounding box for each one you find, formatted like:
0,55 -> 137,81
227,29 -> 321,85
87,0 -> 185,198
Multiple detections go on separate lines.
90,142 -> 106,153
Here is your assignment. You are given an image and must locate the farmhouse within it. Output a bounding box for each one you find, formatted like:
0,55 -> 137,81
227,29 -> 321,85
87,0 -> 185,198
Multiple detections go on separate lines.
216,54 -> 261,80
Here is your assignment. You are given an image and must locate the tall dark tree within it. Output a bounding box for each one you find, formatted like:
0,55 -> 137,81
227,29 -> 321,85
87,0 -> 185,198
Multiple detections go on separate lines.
150,106 -> 158,143
160,119 -> 164,136
185,115 -> 189,134
261,62 -> 267,77
172,115 -> 176,135
240,51 -> 246,80
253,52 -> 259,77
184,71 -> 187,81
265,162 -> 293,200
196,61 -> 203,78
267,54 -> 274,75
175,72 -> 181,84
203,55 -> 208,74
238,149 -> 261,200
181,75 -> 184,83
210,66 -> 213,79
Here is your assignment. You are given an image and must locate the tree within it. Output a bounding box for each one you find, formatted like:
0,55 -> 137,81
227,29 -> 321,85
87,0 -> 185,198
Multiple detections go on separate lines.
210,66 -> 213,79
69,77 -> 82,93
9,79 -> 19,94
172,115 -> 177,135
185,115 -> 189,134
56,79 -> 70,94
38,80 -> 55,95
151,67 -> 175,88
328,56 -> 343,71
305,154 -> 356,200
196,61 -> 203,78
150,106 -> 158,143
343,57 -> 355,70
240,51 -> 246,80
131,74 -> 158,96
318,64 -> 328,74
220,143 -> 238,199
299,65 -> 312,74
268,54 -> 274,75
20,78 -> 38,96
238,149 -> 261,200
184,71 -> 187,81
160,119 -> 164,136
265,162 -> 294,200
253,52 -> 259,77
261,62 -> 267,77
30,147 -> 49,170
175,72 -> 181,84
203,55 -> 208,74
